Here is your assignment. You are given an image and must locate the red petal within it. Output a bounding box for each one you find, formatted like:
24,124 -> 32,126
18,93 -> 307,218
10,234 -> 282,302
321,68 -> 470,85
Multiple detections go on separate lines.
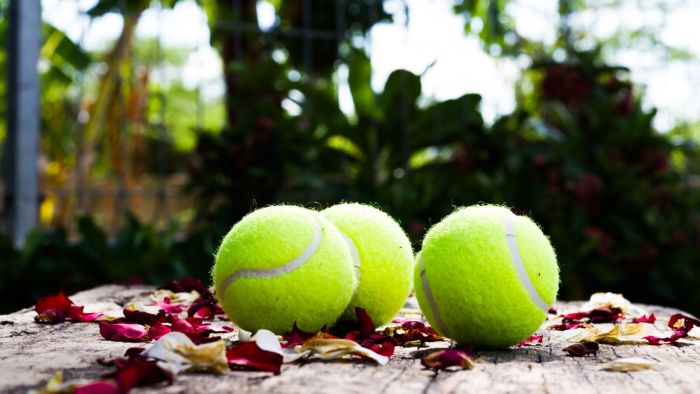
516,334 -> 543,347
34,292 -> 102,323
168,315 -> 196,336
103,356 -> 173,392
34,292 -> 73,324
99,322 -> 149,342
74,381 -> 120,394
67,305 -> 103,322
364,341 -> 395,358
159,277 -> 215,301
390,321 -> 444,345
226,341 -> 283,374
356,308 -> 376,336
282,323 -> 317,348
123,308 -> 166,325
147,322 -> 172,340
35,292 -> 73,313
421,348 -> 474,370
153,298 -> 183,314
632,314 -> 656,324
187,299 -> 223,320
123,347 -> 146,358
643,313 -> 700,345
548,322 -> 585,331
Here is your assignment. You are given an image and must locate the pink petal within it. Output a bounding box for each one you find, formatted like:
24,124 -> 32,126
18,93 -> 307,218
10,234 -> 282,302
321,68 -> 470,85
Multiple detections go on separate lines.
632,314 -> 656,324
516,334 -> 543,347
74,381 -> 120,394
99,322 -> 149,342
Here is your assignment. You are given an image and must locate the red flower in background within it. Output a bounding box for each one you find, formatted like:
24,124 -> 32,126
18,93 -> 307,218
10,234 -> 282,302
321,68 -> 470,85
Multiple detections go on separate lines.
583,226 -> 614,256
541,65 -> 591,105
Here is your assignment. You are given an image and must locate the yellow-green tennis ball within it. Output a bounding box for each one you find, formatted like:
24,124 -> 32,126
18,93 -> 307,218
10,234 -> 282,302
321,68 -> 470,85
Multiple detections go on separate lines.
414,205 -> 559,348
321,203 -> 414,326
212,205 -> 356,334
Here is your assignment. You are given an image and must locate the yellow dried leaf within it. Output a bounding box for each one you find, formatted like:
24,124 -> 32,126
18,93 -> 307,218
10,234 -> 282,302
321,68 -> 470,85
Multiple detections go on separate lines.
28,371 -> 92,394
300,334 -> 389,365
142,332 -> 229,374
597,357 -> 658,372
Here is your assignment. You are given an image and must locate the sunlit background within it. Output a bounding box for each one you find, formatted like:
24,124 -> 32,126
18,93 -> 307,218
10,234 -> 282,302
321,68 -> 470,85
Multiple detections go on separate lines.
1,0 -> 699,316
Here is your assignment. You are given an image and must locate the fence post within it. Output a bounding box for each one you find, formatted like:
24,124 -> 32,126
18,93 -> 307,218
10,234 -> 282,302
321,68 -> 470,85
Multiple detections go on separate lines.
3,0 -> 41,246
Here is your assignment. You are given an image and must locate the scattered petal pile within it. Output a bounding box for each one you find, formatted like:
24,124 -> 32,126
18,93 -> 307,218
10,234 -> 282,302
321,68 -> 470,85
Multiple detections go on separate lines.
31,283 -> 697,392
643,313 -> 700,345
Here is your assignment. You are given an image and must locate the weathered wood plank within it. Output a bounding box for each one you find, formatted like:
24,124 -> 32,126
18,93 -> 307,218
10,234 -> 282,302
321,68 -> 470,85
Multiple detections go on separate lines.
0,285 -> 698,393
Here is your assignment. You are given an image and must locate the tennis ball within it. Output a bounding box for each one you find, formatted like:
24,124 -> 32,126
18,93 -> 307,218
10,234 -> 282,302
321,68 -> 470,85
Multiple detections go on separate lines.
414,205 -> 559,348
212,205 -> 356,334
321,203 -> 414,327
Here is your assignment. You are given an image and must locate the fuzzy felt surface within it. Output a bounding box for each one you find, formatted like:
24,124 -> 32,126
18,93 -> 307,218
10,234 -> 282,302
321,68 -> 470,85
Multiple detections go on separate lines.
213,205 -> 355,334
322,203 -> 415,326
414,205 -> 559,348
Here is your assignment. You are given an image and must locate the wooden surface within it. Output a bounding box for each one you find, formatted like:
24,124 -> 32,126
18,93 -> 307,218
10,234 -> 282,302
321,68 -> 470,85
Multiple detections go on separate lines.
1,285 -> 699,394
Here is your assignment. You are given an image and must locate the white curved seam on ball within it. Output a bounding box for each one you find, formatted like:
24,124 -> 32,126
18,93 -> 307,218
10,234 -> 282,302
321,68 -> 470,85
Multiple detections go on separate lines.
340,232 -> 361,299
218,217 -> 323,300
419,254 -> 451,338
504,212 -> 550,313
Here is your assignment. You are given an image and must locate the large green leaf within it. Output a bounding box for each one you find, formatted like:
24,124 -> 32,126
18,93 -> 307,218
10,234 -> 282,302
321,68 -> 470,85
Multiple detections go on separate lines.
347,50 -> 375,117
41,26 -> 91,73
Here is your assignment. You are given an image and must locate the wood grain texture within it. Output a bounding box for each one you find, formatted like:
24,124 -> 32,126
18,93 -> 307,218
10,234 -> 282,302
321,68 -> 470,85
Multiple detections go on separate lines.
1,285 -> 698,394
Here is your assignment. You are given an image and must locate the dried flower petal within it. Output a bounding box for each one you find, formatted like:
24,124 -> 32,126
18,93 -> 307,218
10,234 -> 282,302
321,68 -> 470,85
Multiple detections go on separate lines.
34,292 -> 102,324
74,381 -> 120,394
141,332 -> 229,374
549,322 -> 585,331
300,333 -> 390,365
282,323 -> 318,348
123,307 -> 166,326
226,341 -> 283,374
596,357 -> 658,372
30,371 -> 95,394
583,292 -> 634,313
632,314 -> 656,324
187,299 -> 223,320
562,342 -> 599,357
148,322 -> 172,340
421,348 -> 474,371
356,307 -> 376,336
159,277 -> 214,302
149,290 -> 200,307
102,355 -> 173,393
384,321 -> 444,347
152,298 -> 184,314
643,313 -> 700,345
580,323 -> 651,344
99,322 -> 149,342
516,334 -> 543,347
